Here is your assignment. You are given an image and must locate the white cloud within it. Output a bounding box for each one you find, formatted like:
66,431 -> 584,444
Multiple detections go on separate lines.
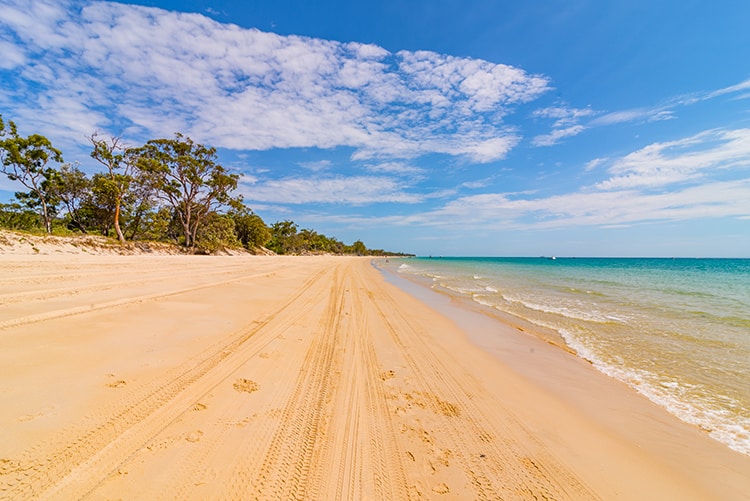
397,179 -> 750,231
533,106 -> 593,127
239,175 -> 424,205
461,178 -> 493,189
584,157 -> 608,171
596,128 -> 750,190
580,76 -> 750,132
362,127 -> 750,230
590,107 -> 675,126
364,162 -> 424,176
0,0 -> 550,163
299,160 -> 332,172
705,78 -> 750,100
530,75 -> 750,148
530,105 -> 592,146
532,125 -> 586,147
0,40 -> 25,69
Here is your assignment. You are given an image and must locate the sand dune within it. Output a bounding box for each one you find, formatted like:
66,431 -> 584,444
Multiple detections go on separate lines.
1,254 -> 748,499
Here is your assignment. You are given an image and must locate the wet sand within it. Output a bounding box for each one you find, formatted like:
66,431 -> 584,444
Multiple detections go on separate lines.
1,254 -> 748,499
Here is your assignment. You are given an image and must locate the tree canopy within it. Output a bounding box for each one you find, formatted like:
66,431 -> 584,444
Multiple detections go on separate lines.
0,117 -> 63,234
133,134 -> 238,248
0,114 -> 412,256
88,133 -> 135,243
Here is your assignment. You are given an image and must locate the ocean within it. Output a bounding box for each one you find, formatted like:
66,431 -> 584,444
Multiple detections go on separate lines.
381,257 -> 750,456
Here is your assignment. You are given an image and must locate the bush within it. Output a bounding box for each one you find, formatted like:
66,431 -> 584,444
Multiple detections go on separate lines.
195,213 -> 240,253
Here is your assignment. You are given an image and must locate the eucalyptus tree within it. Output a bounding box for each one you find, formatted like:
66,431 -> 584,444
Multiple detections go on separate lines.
123,170 -> 159,241
229,205 -> 271,250
133,134 -> 238,248
0,115 -> 63,234
88,133 -> 137,243
52,163 -> 90,233
268,220 -> 299,254
84,172 -> 119,236
351,239 -> 367,256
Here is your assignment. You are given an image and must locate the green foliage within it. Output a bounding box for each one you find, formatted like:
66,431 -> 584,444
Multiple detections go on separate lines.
350,239 -> 367,255
195,212 -> 240,254
127,206 -> 172,242
230,206 -> 271,251
133,134 -> 239,247
267,220 -> 299,254
88,133 -> 135,243
80,173 -> 118,236
266,220 -> 378,255
0,116 -> 406,255
51,163 -> 90,233
0,202 -> 43,231
0,116 -> 63,234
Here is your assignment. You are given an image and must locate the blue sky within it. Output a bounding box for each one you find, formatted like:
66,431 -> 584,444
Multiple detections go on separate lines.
1,0 -> 749,256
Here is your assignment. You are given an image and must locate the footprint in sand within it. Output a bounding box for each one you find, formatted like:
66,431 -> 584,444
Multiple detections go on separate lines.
185,430 -> 204,443
106,380 -> 127,388
432,483 -> 450,494
233,378 -> 260,393
0,458 -> 23,475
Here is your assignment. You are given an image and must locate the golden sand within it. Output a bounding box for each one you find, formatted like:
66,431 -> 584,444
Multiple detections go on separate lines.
0,252 -> 748,499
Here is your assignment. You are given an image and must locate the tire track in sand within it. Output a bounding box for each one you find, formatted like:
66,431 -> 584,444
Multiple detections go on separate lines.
325,262 -> 410,500
0,269 -> 279,331
2,265 -> 332,500
0,262 -> 259,306
243,264 -> 346,500
367,262 -> 599,500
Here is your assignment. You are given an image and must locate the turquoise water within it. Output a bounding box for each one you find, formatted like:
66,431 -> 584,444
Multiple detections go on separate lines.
384,257 -> 750,456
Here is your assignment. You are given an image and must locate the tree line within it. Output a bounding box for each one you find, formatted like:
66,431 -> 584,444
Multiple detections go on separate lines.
0,114 -> 410,256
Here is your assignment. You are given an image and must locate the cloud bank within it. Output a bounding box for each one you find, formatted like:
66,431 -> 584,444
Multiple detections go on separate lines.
352,128 -> 750,229
0,0 -> 549,162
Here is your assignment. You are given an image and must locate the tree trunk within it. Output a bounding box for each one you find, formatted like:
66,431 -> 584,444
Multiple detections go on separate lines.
40,198 -> 52,234
190,221 -> 199,250
113,198 -> 125,244
183,220 -> 192,247
183,204 -> 193,247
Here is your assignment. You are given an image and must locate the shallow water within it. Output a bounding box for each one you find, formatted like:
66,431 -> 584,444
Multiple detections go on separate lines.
383,257 -> 750,456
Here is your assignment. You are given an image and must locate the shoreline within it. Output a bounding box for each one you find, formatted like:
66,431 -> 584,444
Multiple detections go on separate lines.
1,254 -> 748,499
375,259 -> 750,497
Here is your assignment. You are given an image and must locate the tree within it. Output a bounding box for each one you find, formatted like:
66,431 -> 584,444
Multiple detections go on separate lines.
52,163 -> 90,233
195,212 -> 240,254
0,201 -> 41,231
268,220 -> 299,254
0,117 -> 63,234
88,133 -> 136,243
128,206 -> 173,242
351,239 -> 367,256
82,173 -> 118,236
133,134 -> 238,248
229,205 -> 271,251
123,168 -> 159,241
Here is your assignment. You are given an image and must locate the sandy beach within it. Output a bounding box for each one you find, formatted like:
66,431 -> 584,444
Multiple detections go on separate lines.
1,252 -> 749,500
